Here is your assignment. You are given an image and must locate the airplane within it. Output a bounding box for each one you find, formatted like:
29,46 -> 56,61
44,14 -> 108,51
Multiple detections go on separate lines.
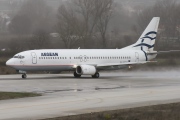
6,17 -> 161,79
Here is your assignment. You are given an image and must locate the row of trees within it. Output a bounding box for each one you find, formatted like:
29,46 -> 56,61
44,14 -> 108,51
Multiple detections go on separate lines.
57,0 -> 114,48
1,0 -> 180,52
8,0 -> 115,49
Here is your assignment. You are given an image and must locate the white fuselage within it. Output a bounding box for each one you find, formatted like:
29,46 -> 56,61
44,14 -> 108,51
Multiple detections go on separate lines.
5,17 -> 160,78
6,49 -> 148,71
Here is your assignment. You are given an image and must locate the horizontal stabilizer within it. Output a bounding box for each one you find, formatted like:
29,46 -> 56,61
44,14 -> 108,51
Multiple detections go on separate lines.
158,50 -> 180,53
146,50 -> 180,55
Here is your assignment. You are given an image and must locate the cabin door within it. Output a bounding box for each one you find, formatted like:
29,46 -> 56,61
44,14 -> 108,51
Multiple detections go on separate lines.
135,52 -> 139,62
31,52 -> 37,64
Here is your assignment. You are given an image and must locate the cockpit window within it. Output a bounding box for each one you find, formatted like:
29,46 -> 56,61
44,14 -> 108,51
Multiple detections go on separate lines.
13,56 -> 19,58
13,55 -> 25,59
20,56 -> 25,59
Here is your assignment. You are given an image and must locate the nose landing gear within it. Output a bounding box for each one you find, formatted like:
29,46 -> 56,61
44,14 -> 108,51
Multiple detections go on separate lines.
18,70 -> 27,79
22,74 -> 27,79
74,72 -> 81,78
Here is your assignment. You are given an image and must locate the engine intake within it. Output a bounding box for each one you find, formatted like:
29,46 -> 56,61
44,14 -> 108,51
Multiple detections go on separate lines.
76,65 -> 96,75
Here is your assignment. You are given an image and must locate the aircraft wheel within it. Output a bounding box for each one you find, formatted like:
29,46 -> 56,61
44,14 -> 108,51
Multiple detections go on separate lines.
92,72 -> 100,78
74,72 -> 81,78
22,74 -> 27,79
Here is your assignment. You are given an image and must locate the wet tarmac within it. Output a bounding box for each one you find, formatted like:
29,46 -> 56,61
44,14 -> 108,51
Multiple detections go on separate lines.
0,70 -> 180,120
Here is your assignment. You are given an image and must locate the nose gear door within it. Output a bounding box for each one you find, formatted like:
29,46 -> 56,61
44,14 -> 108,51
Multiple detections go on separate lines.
31,52 -> 37,64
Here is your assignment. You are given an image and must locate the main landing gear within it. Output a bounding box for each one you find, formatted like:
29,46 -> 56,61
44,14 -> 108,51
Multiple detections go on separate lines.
92,72 -> 100,78
22,74 -> 27,79
74,72 -> 81,78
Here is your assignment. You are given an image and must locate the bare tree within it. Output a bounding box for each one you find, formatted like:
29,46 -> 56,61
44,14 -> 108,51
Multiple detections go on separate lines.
29,29 -> 50,49
96,0 -> 113,48
74,0 -> 114,48
56,5 -> 81,48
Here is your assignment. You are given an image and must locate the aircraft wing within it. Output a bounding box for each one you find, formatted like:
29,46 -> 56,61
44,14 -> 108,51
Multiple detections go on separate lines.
96,61 -> 147,67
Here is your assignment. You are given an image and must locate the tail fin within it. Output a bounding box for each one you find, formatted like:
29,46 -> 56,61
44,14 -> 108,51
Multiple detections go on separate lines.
122,17 -> 160,51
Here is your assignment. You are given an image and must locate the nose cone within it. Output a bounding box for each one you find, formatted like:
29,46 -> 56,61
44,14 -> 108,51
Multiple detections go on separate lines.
6,59 -> 13,66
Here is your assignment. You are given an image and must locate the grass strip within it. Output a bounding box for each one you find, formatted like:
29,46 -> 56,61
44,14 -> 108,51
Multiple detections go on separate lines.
0,92 -> 41,100
43,103 -> 180,120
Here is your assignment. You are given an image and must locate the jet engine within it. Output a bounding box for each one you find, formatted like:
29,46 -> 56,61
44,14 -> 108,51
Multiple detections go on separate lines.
76,65 -> 96,75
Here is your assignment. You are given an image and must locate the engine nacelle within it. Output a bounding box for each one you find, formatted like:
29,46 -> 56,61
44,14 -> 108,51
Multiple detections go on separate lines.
76,65 -> 96,75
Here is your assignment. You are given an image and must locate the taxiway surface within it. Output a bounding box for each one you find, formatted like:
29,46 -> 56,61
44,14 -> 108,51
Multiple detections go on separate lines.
0,70 -> 180,120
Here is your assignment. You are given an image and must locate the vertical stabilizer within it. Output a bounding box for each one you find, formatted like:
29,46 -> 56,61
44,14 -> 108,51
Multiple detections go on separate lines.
122,17 -> 160,51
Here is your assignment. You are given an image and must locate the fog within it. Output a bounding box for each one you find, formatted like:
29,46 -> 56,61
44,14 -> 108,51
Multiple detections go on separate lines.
0,0 -> 180,50
0,0 -> 180,74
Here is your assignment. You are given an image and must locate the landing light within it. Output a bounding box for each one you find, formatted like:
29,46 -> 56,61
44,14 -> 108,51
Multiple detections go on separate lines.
73,65 -> 77,68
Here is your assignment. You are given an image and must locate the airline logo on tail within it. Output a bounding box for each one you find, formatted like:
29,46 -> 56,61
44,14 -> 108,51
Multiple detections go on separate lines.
134,31 -> 157,49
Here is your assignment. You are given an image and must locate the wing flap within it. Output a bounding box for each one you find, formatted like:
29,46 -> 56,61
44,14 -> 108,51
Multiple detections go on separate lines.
97,61 -> 147,67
